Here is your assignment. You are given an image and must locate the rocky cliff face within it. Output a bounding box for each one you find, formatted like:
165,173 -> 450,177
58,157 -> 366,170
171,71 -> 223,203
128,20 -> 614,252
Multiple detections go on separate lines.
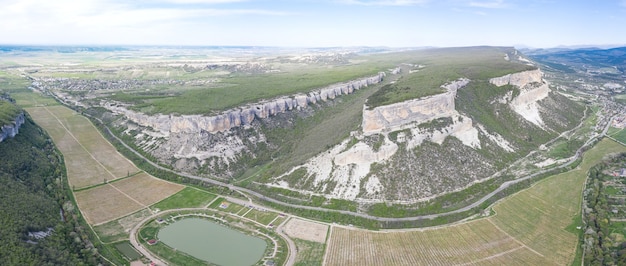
489,69 -> 550,128
362,78 -> 469,134
269,67 -> 580,202
105,72 -> 386,178
106,72 -> 385,136
0,112 -> 25,142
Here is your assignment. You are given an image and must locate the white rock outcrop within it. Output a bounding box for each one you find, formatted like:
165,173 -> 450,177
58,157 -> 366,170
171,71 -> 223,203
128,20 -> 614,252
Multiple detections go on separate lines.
362,78 -> 469,134
490,69 -> 549,128
106,72 -> 385,135
0,112 -> 25,142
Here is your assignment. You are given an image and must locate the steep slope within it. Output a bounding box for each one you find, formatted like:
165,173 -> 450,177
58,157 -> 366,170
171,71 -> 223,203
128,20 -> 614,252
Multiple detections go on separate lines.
0,100 -> 25,142
268,57 -> 584,202
0,112 -> 104,265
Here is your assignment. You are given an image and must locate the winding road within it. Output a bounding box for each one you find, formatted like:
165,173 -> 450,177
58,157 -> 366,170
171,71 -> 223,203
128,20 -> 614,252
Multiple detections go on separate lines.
92,112 -> 610,223
81,110 -> 612,266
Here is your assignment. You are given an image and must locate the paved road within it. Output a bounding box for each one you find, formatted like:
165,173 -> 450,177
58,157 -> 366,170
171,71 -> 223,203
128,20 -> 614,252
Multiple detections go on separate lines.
129,213 -> 167,266
275,218 -> 297,266
84,103 -> 611,266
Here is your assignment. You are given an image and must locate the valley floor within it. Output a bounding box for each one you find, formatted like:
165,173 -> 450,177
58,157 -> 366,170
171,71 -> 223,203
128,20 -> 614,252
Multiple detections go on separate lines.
17,88 -> 621,265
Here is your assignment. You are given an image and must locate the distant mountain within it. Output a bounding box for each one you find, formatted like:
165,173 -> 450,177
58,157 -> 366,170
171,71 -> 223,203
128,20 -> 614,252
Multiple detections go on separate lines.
525,46 -> 626,72
0,45 -> 131,53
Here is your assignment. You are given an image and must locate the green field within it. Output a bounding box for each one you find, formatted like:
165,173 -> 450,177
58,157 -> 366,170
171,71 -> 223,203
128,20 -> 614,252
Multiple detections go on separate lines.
294,239 -> 325,266
93,209 -> 154,243
152,187 -> 217,210
135,63 -> 384,115
610,127 -> 626,144
243,208 -> 280,226
114,242 -> 142,261
367,47 -> 535,108
0,100 -> 20,126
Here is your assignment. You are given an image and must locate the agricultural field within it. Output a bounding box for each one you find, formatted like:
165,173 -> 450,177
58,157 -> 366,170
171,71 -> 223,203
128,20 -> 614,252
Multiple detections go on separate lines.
325,219 -> 529,265
74,171 -> 183,225
152,186 -> 217,211
93,209 -> 153,243
110,172 -> 183,207
243,208 -> 281,226
609,127 -> 626,144
324,139 -> 626,265
24,101 -> 186,226
25,105 -> 139,188
74,184 -> 145,225
283,218 -> 328,243
293,239 -> 326,266
114,242 -> 142,261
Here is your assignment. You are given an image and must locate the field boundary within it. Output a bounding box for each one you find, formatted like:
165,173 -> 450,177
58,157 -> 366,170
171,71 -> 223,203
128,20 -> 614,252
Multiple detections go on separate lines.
486,218 -> 544,257
42,106 -> 119,185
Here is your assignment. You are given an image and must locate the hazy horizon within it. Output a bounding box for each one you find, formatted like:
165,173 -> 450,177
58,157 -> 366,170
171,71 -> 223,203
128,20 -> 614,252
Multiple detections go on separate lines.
2,0 -> 626,49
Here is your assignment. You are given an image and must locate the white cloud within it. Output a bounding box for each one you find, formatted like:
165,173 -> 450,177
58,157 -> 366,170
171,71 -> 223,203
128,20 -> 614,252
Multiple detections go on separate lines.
0,0 -> 286,30
340,0 -> 430,6
469,0 -> 507,8
154,0 -> 245,3
0,0 -> 289,45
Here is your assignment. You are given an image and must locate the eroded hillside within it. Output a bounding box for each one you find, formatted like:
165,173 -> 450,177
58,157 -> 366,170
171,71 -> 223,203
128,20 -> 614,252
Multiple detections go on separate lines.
269,67 -> 583,202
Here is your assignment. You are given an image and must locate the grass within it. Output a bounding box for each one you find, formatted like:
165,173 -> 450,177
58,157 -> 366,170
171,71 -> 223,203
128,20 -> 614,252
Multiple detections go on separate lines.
258,73 -> 389,180
208,198 -> 246,214
208,197 -> 225,208
138,63 -> 383,115
548,138 -> 585,159
152,187 -> 217,210
15,47 -> 532,116
294,239 -> 325,266
114,242 -> 142,261
366,47 -> 535,108
605,185 -> 623,196
610,128 -> 626,144
93,209 -> 153,243
0,100 -> 20,126
244,208 -> 280,226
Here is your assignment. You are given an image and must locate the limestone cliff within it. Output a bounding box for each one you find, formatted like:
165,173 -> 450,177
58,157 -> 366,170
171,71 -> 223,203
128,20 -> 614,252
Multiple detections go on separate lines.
0,112 -> 25,142
105,72 -> 386,178
106,72 -> 385,136
489,69 -> 550,128
270,66 -> 581,202
362,79 -> 469,134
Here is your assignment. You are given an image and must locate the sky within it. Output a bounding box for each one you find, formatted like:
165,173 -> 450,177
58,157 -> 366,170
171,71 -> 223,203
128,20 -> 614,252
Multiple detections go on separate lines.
1,0 -> 625,48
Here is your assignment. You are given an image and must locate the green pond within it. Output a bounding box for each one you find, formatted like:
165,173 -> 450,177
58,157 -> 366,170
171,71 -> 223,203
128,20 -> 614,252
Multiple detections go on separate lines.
158,218 -> 267,265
